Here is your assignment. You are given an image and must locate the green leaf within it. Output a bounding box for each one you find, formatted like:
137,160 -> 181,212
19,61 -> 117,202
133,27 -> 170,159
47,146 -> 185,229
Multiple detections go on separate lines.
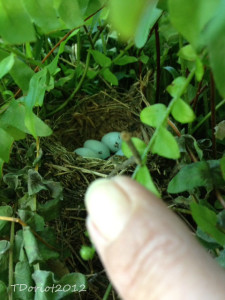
18,210 -> 45,232
168,0 -> 220,49
190,202 -> 225,246
0,206 -> 13,232
0,128 -> 14,162
3,173 -> 20,190
108,0 -> 158,40
25,112 -> 52,139
122,138 -> 146,158
208,160 -> 225,189
206,2 -> 225,98
0,281 -> 7,299
171,98 -> 195,123
178,44 -> 197,61
152,127 -> 180,159
139,54 -> 149,64
57,0 -> 83,28
84,0 -> 102,17
0,158 -> 3,178
166,76 -> 187,98
0,53 -> 15,79
140,104 -> 167,127
23,227 -> 43,264
114,55 -> 138,66
0,100 -> 52,139
135,5 -> 162,48
177,134 -> 203,160
0,244 -> 8,272
36,227 -> 59,260
25,68 -> 47,109
89,50 -> 112,68
220,156 -> 225,180
102,68 -> 118,85
10,57 -> 34,93
27,169 -> 47,196
0,0 -> 35,44
38,198 -> 61,222
135,165 -> 160,197
164,66 -> 179,79
195,57 -> 204,82
14,261 -> 34,300
215,120 -> 225,140
0,240 -> 10,255
0,101 -> 28,134
168,161 -> 212,193
215,249 -> 225,268
23,0 -> 63,33
32,270 -> 87,299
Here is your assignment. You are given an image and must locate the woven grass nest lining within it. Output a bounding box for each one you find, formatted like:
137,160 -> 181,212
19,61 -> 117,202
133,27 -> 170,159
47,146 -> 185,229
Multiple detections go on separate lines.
51,89 -> 148,151
43,88 -> 153,190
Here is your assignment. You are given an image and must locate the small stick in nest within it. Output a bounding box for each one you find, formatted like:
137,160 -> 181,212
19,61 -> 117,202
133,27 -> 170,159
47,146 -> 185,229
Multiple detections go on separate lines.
121,131 -> 142,165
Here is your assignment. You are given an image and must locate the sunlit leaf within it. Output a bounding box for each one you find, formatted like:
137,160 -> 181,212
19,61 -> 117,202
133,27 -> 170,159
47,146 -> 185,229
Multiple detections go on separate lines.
166,76 -> 187,98
122,138 -> 146,158
0,53 -> 15,79
135,165 -> 160,196
178,44 -> 197,61
0,100 -> 52,139
57,0 -> 83,28
152,127 -> 180,159
0,0 -> 35,44
195,58 -> 204,81
172,98 -> 195,123
140,104 -> 167,127
23,0 -> 63,33
168,0 -> 220,49
135,5 -> 162,48
108,0 -> 158,40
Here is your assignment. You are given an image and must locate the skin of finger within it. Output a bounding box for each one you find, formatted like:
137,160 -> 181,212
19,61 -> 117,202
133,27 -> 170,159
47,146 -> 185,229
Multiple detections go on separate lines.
87,177 -> 225,300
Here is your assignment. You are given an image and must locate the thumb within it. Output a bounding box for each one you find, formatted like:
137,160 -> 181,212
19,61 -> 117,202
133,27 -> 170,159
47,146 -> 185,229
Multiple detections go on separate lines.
85,176 -> 225,300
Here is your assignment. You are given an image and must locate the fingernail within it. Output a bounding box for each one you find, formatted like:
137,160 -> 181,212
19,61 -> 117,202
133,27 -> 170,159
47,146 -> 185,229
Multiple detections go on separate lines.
85,178 -> 132,241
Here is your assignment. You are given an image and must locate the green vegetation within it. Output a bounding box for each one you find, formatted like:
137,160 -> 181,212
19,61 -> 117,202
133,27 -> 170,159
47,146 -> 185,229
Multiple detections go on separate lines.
0,0 -> 225,299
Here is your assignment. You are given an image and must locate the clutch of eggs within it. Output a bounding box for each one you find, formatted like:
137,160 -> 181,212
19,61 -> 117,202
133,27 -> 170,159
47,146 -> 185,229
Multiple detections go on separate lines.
74,132 -> 123,159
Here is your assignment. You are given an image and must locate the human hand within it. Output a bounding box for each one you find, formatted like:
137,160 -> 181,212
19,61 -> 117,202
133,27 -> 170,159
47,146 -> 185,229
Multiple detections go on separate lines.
85,176 -> 225,300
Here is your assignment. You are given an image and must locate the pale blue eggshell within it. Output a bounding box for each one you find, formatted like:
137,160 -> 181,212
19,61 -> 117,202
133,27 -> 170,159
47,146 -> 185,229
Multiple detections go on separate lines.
74,147 -> 101,159
114,149 -> 124,156
101,132 -> 121,152
84,140 -> 110,159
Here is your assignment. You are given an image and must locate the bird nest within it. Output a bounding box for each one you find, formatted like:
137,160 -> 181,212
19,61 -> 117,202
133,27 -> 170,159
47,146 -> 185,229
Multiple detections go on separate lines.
42,86 -> 152,192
